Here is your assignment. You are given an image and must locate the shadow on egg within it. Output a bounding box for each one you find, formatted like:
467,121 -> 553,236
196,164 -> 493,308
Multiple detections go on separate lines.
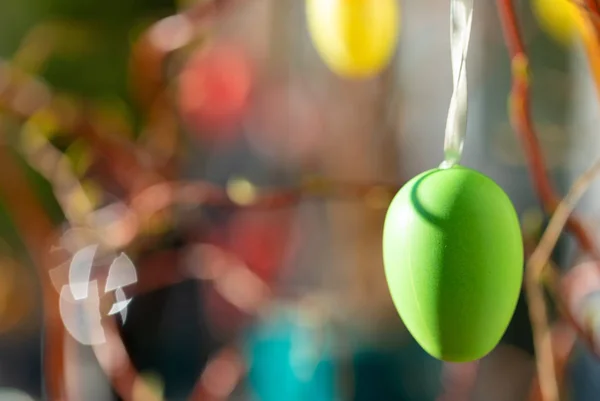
409,171 -> 445,227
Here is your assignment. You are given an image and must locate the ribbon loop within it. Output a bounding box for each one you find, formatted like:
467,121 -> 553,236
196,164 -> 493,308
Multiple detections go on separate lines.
441,0 -> 474,168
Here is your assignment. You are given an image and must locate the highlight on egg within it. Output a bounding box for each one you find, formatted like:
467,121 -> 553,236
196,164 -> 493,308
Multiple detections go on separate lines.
382,166 -> 524,362
305,0 -> 400,78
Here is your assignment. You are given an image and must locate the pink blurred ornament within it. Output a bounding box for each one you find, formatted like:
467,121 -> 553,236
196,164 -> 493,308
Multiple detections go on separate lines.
178,43 -> 254,139
562,261 -> 600,310
244,80 -> 323,166
561,261 -> 600,349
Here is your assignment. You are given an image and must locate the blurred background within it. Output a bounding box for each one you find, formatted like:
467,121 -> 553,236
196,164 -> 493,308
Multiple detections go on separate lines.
0,0 -> 599,400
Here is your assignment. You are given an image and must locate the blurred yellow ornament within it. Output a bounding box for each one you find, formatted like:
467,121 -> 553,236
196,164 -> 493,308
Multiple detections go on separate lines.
306,0 -> 400,78
532,0 -> 585,45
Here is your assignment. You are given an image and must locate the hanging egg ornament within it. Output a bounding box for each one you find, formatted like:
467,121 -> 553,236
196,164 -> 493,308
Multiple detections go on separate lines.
531,0 -> 585,45
306,0 -> 400,78
383,166 -> 523,362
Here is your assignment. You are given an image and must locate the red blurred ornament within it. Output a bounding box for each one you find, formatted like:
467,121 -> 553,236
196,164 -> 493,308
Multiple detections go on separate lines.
207,210 -> 296,284
227,210 -> 295,283
199,209 -> 300,336
196,238 -> 277,338
179,43 -> 254,138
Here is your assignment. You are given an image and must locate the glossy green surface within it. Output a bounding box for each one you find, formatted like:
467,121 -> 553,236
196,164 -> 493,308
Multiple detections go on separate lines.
383,166 -> 524,362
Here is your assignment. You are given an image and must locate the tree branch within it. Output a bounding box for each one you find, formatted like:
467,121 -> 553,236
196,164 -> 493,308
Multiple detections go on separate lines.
497,0 -> 599,258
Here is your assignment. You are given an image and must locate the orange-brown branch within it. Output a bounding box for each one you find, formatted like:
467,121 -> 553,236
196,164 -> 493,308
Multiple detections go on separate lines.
497,0 -> 599,258
0,144 -> 67,400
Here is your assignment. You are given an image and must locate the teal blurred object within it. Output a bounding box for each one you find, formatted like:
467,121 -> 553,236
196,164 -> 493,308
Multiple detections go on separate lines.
244,306 -> 339,401
352,340 -> 442,401
244,305 -> 443,401
568,341 -> 600,401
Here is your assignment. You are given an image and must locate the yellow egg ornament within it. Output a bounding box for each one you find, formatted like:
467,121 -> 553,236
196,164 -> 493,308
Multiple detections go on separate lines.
306,0 -> 400,78
532,0 -> 585,45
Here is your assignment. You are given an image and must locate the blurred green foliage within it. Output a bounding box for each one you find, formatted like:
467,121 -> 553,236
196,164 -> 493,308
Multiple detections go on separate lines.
1,0 -> 175,99
0,0 -> 176,253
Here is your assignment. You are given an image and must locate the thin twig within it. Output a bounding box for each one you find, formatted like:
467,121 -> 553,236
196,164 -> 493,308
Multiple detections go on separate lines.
528,323 -> 577,401
526,159 -> 600,401
529,160 -> 600,293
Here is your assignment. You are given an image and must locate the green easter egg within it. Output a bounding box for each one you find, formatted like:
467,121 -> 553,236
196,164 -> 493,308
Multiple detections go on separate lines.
382,166 -> 523,362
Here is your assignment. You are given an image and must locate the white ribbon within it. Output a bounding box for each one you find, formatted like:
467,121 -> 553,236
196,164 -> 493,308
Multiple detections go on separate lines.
441,0 -> 474,168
